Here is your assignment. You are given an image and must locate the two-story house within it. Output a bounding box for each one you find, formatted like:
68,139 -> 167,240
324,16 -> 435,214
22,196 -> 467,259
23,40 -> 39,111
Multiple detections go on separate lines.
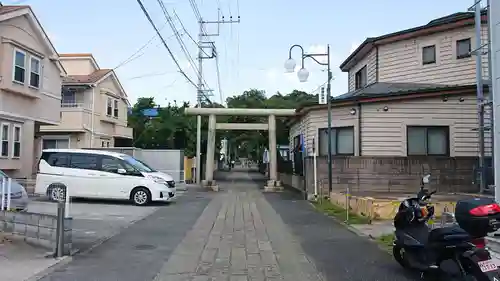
39,53 -> 133,150
287,11 -> 490,194
0,5 -> 66,179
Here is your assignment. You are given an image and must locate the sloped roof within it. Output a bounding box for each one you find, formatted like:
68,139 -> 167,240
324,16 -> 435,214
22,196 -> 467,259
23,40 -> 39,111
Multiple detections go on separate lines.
333,82 -> 460,100
59,53 -> 94,57
0,5 -> 28,15
63,69 -> 112,84
293,82 -> 481,118
0,5 -> 66,75
340,9 -> 487,71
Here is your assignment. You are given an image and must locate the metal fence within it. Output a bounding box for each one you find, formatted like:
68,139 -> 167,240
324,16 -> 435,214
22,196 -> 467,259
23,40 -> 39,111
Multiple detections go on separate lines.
85,147 -> 185,183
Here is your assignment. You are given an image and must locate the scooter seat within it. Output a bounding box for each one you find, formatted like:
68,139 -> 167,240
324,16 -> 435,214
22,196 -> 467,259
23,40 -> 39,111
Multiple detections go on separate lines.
428,226 -> 470,244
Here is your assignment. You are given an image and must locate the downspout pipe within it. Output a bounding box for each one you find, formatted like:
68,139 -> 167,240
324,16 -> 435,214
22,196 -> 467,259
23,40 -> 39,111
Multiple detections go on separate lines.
90,84 -> 96,148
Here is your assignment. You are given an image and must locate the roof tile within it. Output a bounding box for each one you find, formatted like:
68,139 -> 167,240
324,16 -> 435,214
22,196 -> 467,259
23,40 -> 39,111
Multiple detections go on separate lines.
59,53 -> 94,58
63,69 -> 112,84
0,5 -> 29,15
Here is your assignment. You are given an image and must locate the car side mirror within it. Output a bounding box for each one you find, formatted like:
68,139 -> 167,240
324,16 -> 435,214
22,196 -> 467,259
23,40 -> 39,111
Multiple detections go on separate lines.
117,168 -> 127,174
422,174 -> 431,184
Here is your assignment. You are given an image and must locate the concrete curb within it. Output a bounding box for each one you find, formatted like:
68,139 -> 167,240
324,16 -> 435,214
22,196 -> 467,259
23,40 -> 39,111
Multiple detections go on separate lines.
30,207 -> 159,281
307,201 -> 393,254
25,255 -> 73,281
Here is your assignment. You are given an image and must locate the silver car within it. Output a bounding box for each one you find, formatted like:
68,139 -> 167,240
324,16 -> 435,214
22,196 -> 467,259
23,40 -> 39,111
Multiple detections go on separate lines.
0,170 -> 29,211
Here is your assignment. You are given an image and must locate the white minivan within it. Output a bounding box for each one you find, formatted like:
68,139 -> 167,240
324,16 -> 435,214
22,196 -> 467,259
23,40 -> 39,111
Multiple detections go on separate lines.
35,149 -> 176,206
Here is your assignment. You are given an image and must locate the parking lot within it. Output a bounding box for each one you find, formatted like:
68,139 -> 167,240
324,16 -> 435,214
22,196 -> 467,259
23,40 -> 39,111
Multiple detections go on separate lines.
27,198 -> 169,252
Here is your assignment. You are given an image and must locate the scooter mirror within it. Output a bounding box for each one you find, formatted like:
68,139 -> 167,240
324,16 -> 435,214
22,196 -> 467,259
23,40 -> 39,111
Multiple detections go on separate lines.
422,174 -> 431,184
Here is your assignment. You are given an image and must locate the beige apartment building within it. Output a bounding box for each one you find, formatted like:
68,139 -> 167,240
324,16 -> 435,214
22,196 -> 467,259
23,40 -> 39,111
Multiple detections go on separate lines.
39,53 -> 133,150
291,11 -> 489,158
0,6 -> 66,179
287,11 -> 491,193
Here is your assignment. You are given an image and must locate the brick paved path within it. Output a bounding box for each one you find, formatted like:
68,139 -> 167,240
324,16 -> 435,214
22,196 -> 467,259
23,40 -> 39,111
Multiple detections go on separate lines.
155,171 -> 324,281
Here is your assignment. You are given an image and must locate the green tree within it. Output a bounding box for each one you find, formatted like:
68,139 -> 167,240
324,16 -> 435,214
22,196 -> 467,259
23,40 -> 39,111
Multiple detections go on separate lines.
127,90 -> 316,159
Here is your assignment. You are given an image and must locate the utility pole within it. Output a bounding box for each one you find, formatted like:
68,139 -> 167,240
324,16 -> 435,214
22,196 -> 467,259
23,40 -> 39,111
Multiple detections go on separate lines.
470,0 -> 486,193
491,0 -> 500,201
195,11 -> 240,184
487,0 -> 494,189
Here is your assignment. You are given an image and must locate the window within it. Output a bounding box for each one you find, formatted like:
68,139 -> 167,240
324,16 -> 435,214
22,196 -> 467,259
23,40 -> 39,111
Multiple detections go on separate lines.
1,124 -> 9,157
29,57 -> 41,88
69,153 -> 98,170
42,138 -> 69,149
101,156 -> 125,173
113,100 -> 119,118
292,134 -> 303,175
355,66 -> 367,90
12,125 -> 21,158
318,126 -> 355,156
457,38 -> 472,59
13,50 -> 26,83
122,155 -> 155,172
107,98 -> 112,116
407,126 -> 449,156
106,141 -> 110,147
422,45 -> 436,65
42,152 -> 69,167
101,141 -> 105,147
61,90 -> 76,107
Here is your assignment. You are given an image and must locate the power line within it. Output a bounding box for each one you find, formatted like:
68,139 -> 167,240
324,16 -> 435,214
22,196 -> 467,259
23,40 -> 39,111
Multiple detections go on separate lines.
157,1 -> 200,80
125,70 -> 178,81
136,0 -> 198,88
156,0 -> 212,101
173,10 -> 210,57
113,30 -> 184,70
309,81 -> 328,94
113,26 -> 184,71
113,23 -> 166,70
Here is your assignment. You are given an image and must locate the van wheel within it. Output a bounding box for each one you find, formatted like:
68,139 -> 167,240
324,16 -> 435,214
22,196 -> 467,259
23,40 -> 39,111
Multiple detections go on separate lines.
131,188 -> 151,206
48,184 -> 66,202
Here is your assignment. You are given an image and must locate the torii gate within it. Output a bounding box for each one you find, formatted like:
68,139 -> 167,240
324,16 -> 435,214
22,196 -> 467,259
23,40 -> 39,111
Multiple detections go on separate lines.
185,107 -> 296,190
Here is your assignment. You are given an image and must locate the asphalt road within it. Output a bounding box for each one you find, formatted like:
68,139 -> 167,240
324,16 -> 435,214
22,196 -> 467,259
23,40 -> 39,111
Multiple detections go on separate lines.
263,188 -> 419,281
38,187 -> 213,281
28,195 -> 178,252
37,170 -> 419,281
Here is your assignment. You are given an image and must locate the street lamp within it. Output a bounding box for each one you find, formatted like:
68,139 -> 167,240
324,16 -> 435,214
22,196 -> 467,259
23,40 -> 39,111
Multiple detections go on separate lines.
285,44 -> 333,193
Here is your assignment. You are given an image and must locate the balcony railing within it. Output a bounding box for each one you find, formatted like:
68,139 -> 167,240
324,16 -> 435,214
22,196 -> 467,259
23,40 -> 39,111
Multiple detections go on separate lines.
61,102 -> 88,109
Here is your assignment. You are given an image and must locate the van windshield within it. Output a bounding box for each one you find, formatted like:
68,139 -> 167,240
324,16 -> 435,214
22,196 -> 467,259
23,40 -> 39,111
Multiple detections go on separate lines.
122,156 -> 156,173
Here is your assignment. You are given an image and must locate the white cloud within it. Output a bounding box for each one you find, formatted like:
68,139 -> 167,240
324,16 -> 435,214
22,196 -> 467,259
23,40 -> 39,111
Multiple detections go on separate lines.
266,68 -> 277,81
307,44 -> 328,64
47,31 -> 58,45
349,33 -> 380,54
350,41 -> 362,54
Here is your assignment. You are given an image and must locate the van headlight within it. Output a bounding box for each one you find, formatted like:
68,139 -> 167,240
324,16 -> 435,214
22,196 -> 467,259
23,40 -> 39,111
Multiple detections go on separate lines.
147,175 -> 167,184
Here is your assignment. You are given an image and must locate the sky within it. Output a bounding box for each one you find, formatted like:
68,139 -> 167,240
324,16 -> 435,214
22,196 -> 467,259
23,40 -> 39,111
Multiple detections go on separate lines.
8,0 -> 480,106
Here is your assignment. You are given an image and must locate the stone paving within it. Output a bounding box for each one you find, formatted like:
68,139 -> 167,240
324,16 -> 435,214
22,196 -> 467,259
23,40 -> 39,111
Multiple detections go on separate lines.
155,172 -> 324,281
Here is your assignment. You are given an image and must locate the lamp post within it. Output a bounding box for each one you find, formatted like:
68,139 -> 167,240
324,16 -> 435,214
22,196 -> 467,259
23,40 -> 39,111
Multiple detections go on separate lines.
285,44 -> 333,193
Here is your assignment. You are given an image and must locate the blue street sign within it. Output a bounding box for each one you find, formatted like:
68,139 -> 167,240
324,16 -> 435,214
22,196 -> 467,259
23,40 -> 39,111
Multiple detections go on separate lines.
142,108 -> 159,117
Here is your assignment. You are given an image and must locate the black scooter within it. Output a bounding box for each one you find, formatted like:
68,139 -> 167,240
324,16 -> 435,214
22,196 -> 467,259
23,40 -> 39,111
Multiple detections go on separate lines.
393,174 -> 500,280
